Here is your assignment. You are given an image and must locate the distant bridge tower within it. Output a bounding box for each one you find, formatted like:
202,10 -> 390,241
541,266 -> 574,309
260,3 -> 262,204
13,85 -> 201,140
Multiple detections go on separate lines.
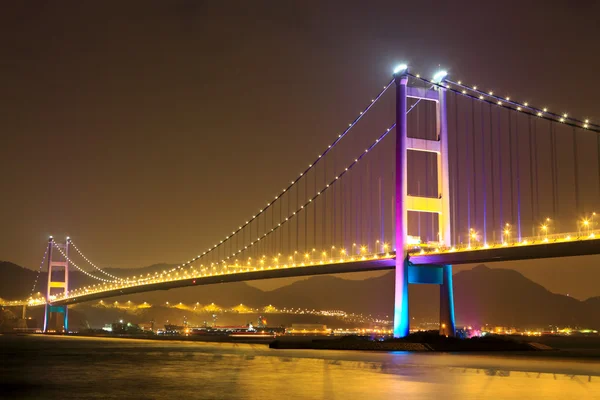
393,67 -> 455,338
43,237 -> 69,333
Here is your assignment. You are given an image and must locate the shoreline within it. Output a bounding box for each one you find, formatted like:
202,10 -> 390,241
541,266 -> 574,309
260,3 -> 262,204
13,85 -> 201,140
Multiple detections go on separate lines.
5,333 -> 600,361
6,331 -> 563,354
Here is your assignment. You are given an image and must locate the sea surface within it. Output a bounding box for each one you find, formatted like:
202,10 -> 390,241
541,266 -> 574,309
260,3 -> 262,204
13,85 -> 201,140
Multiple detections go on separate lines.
1,334 -> 599,399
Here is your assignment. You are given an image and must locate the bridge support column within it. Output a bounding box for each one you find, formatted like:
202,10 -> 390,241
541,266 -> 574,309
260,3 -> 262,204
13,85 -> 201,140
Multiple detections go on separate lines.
439,264 -> 456,337
393,68 -> 409,338
43,237 -> 69,333
394,258 -> 410,337
43,305 -> 68,332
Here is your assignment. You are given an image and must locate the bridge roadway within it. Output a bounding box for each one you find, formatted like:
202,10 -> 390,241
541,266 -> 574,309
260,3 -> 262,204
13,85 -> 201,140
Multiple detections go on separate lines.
41,236 -> 600,307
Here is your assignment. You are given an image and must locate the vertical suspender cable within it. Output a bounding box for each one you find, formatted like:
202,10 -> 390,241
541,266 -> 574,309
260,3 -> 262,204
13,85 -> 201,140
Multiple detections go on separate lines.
497,106 -> 504,233
515,112 -> 522,241
480,101 -> 487,243
359,173 -> 363,245
333,157 -> 336,247
346,169 -> 356,252
288,187 -> 291,254
489,103 -> 496,241
465,99 -> 472,241
379,146 -> 384,244
572,127 -> 580,218
554,124 -> 560,220
528,116 -> 535,236
313,169 -> 317,249
342,170 -> 346,250
471,100 -> 477,233
296,184 -> 299,252
550,122 -> 558,219
533,119 -> 540,223
423,104 -> 430,240
417,102 -> 422,240
304,177 -> 307,251
508,110 -> 515,231
320,160 -> 327,246
597,131 -> 600,203
255,211 -> 257,260
321,159 -> 331,244
453,93 -> 460,244
417,180 -> 421,239
269,200 -> 272,257
279,193 -> 282,256
379,175 -> 383,245
368,158 -> 372,251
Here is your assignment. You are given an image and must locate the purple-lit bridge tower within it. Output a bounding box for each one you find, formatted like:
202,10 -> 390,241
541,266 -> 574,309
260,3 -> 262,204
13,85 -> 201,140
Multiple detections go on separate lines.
43,237 -> 69,333
393,67 -> 454,337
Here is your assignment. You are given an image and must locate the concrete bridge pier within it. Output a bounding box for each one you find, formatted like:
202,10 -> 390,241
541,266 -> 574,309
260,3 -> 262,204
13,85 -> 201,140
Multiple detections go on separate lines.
43,304 -> 68,333
439,264 -> 456,336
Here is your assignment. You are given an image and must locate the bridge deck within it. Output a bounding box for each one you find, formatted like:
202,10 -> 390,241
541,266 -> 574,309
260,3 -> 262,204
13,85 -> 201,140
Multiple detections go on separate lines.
6,237 -> 599,308
51,258 -> 396,306
409,237 -> 600,265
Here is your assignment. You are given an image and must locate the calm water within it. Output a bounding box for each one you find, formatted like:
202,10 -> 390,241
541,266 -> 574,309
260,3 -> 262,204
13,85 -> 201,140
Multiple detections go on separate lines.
1,335 -> 599,399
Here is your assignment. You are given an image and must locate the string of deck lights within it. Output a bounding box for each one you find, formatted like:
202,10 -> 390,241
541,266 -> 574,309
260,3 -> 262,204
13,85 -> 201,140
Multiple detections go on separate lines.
28,246 -> 48,298
124,78 -> 395,284
214,121 -> 397,266
51,241 -> 116,283
52,224 -> 600,303
67,238 -> 123,281
405,72 -> 599,133
88,121 -> 399,289
187,79 -> 395,261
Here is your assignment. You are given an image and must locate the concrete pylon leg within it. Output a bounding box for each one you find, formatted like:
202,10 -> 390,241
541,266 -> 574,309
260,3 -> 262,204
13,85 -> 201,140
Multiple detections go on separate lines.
393,68 -> 409,338
43,304 -> 49,333
63,306 -> 68,333
439,264 -> 456,337
393,257 -> 410,338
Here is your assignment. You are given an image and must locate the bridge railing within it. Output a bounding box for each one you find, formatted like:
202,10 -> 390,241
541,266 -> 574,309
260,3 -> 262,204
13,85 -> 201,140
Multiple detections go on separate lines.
407,228 -> 600,255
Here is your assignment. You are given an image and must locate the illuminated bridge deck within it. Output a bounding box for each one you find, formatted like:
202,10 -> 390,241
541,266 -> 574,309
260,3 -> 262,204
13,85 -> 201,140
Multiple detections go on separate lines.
4,231 -> 599,308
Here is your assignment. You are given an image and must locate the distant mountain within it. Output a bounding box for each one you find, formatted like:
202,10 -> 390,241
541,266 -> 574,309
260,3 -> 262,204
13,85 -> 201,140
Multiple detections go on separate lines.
1,261 -> 599,329
453,265 -> 593,328
0,261 -> 182,299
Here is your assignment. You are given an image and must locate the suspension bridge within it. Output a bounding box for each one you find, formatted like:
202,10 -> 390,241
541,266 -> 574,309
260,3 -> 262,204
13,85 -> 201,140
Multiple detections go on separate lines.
3,66 -> 600,337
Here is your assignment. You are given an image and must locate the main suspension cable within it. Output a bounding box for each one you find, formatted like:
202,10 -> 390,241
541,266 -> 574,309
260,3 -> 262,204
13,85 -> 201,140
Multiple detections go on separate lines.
52,242 -> 115,283
192,79 -> 394,262
29,246 -> 48,298
67,239 -> 122,281
217,123 -> 397,265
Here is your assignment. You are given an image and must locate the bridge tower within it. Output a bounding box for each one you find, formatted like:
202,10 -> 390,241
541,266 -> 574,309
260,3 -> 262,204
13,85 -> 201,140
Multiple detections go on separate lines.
393,67 -> 455,337
43,237 -> 69,333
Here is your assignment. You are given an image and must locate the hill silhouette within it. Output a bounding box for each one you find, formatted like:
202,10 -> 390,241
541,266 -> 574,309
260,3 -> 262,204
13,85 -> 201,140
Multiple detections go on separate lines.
1,261 -> 598,328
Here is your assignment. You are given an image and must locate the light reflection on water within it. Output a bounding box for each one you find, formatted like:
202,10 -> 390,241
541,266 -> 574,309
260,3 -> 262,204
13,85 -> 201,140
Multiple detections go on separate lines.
1,335 -> 599,399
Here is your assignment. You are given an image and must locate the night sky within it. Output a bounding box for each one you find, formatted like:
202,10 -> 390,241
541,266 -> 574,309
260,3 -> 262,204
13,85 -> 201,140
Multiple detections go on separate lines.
1,1 -> 599,298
